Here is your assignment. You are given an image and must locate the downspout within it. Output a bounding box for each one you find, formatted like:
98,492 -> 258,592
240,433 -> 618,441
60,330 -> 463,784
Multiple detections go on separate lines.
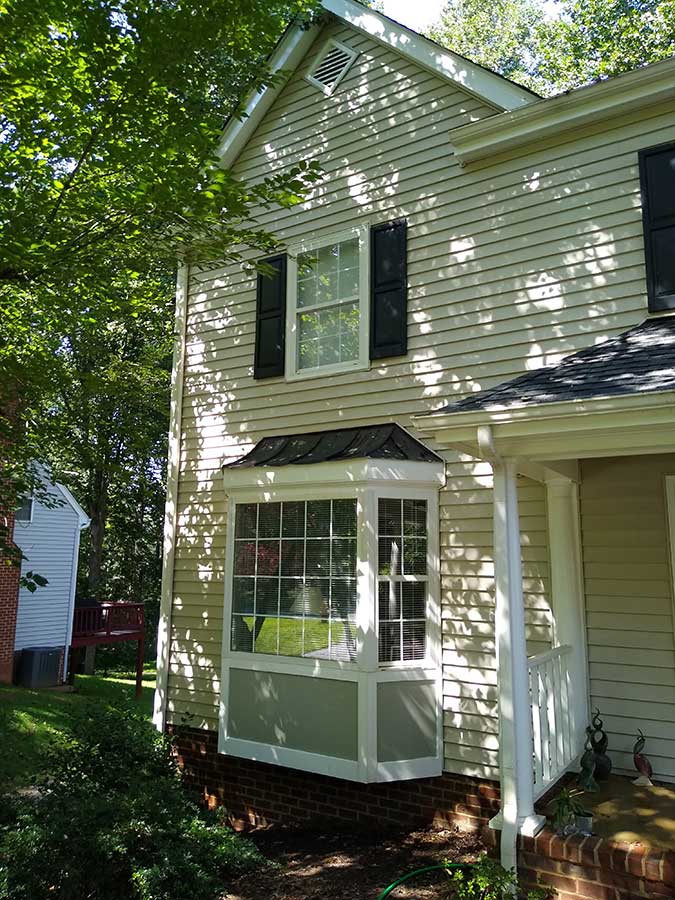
477,426 -> 544,874
63,516 -> 90,682
153,260 -> 189,731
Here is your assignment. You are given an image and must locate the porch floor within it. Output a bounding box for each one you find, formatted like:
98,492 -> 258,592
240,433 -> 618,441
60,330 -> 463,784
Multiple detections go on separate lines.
580,775 -> 675,852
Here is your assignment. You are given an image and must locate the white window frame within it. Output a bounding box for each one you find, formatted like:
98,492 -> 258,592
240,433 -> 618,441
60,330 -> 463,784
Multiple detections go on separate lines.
285,226 -> 370,382
15,493 -> 34,526
219,455 -> 444,782
305,38 -> 359,96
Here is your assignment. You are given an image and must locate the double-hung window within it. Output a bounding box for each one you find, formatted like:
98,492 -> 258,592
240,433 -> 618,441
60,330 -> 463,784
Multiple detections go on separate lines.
286,227 -> 369,378
220,434 -> 444,783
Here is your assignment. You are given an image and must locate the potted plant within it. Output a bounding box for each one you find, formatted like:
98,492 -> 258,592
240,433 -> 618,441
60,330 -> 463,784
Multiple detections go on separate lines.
551,787 -> 593,836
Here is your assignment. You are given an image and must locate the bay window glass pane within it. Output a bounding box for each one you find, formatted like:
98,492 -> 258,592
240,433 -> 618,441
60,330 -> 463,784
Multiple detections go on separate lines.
377,497 -> 428,664
234,504 -> 257,538
231,499 -> 357,662
232,578 -> 254,614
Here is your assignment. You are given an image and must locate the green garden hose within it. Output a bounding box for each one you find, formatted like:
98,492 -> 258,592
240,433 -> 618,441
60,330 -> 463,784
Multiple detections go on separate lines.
376,862 -> 475,900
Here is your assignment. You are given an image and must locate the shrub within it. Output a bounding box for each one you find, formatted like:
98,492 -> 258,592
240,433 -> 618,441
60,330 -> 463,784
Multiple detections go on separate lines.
0,704 -> 262,900
445,855 -> 553,899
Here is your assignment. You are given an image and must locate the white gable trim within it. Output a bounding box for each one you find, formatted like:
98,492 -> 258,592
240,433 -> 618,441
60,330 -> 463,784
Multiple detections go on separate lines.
324,0 -> 535,111
217,23 -> 320,168
216,0 -> 536,169
55,482 -> 90,529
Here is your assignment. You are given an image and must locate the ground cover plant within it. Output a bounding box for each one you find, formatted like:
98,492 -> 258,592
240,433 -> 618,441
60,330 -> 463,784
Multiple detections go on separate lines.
0,701 -> 263,900
0,669 -> 154,790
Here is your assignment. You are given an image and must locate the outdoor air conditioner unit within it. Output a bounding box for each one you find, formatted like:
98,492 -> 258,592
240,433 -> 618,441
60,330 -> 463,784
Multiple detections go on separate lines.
18,647 -> 62,689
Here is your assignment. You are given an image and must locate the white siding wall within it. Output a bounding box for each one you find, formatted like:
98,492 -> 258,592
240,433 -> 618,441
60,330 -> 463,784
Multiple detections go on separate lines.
580,455 -> 675,781
14,495 -> 80,653
167,16 -> 675,780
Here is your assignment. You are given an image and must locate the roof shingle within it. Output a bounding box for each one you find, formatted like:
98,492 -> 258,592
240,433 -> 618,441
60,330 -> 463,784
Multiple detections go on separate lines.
434,317 -> 675,415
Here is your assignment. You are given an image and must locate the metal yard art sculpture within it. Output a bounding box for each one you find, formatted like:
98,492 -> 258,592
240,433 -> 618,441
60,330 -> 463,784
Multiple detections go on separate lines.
589,708 -> 612,781
632,729 -> 654,786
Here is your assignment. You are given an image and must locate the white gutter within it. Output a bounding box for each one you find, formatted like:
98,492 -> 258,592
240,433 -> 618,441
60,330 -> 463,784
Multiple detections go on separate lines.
153,261 -> 189,732
449,55 -> 675,165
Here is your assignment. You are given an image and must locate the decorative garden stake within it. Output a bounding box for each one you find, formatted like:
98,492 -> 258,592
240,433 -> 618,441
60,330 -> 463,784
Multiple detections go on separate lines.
590,708 -> 612,781
577,727 -> 599,792
632,730 -> 654,786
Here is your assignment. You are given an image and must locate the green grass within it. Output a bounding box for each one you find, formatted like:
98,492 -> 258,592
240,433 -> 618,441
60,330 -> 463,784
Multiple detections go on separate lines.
0,667 -> 156,791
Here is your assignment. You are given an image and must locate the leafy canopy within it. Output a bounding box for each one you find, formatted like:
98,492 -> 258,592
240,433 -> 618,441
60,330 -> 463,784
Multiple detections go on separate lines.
0,0 -> 322,560
427,0 -> 675,96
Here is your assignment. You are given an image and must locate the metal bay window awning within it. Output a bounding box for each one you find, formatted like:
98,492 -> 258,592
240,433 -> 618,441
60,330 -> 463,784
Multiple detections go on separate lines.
416,316 -> 675,463
224,423 -> 442,469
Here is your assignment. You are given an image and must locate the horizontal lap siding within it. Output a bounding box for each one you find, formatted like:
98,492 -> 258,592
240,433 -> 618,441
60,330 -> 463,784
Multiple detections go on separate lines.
580,455 -> 675,781
14,500 -> 79,651
168,15 -> 673,777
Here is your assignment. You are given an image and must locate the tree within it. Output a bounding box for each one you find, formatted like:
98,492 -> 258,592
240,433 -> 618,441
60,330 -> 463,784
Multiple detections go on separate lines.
0,0 -> 323,570
426,0 -> 675,96
427,0 -> 547,95
540,0 -> 675,92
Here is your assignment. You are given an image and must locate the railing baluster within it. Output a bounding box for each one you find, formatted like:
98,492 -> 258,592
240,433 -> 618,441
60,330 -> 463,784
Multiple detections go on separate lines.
531,663 -> 543,795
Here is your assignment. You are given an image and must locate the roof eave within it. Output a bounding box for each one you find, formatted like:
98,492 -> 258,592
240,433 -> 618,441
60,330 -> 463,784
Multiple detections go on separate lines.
414,389 -> 675,462
449,55 -> 675,166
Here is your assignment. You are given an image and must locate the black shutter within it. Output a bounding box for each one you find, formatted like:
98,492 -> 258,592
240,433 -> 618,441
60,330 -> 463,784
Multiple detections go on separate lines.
253,254 -> 286,379
639,142 -> 675,313
370,219 -> 407,359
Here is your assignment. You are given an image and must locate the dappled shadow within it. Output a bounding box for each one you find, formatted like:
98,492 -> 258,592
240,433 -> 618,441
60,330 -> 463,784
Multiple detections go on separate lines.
164,11 -> 663,785
220,825 -> 482,900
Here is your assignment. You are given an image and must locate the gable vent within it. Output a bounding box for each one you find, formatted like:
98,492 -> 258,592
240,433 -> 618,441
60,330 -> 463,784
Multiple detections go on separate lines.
306,40 -> 358,95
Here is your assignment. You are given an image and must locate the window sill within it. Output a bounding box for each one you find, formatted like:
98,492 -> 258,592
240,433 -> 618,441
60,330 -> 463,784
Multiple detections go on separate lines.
283,360 -> 370,383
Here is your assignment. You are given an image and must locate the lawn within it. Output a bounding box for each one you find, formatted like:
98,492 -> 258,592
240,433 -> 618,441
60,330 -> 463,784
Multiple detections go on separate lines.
0,667 -> 155,791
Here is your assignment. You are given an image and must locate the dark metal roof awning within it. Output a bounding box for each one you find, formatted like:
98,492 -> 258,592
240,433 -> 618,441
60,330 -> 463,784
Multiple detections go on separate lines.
224,424 -> 441,468
431,316 -> 675,415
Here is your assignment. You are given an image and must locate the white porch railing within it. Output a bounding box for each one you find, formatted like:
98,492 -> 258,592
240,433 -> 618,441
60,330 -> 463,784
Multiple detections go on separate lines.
528,644 -> 576,799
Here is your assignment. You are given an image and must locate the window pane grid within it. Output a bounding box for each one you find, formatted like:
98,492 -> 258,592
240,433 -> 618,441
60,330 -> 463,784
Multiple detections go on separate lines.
231,499 -> 357,662
296,237 -> 361,371
377,498 -> 428,664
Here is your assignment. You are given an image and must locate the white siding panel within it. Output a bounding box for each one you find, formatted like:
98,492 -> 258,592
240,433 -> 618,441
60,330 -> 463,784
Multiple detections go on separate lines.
14,497 -> 80,652
580,455 -> 675,781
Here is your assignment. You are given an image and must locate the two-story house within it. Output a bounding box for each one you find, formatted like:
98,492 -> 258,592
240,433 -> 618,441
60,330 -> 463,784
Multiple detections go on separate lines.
153,2 -> 675,895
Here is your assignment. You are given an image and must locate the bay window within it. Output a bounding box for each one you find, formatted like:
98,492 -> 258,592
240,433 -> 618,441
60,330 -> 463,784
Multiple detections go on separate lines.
220,434 -> 444,783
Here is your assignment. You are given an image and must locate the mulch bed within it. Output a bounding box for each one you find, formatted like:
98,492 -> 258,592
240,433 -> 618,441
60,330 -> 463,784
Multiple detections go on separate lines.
221,825 -> 484,900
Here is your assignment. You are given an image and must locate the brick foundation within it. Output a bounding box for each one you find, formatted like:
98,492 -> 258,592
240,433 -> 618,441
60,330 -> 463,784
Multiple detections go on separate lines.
171,727 -> 675,899
0,510 -> 20,684
170,725 -> 500,839
519,829 -> 675,899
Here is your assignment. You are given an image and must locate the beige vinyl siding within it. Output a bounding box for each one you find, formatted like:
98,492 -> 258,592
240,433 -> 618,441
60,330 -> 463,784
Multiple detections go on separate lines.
579,455 -> 675,781
167,13 -> 674,778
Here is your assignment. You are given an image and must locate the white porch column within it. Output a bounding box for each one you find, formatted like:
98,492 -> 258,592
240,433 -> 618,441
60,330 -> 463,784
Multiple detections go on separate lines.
492,459 -> 546,871
546,477 -> 589,750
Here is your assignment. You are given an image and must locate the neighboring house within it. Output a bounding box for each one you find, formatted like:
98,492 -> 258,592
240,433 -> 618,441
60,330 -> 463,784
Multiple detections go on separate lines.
13,475 -> 90,681
154,2 -> 675,894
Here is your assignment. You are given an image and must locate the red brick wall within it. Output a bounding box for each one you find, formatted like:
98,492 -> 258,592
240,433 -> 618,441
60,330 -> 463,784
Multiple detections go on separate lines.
170,725 -> 500,840
519,829 -> 675,900
0,509 -> 20,683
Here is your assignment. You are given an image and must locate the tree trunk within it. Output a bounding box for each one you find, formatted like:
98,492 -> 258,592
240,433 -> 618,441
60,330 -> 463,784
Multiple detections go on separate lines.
87,462 -> 109,598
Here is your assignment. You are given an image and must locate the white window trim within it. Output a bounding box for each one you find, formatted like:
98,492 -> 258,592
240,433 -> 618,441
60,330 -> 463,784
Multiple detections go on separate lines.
15,493 -> 34,526
219,456 -> 444,782
285,225 -> 370,382
305,38 -> 359,96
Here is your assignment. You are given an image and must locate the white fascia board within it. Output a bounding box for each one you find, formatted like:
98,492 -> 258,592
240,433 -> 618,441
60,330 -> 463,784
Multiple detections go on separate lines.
222,458 -> 445,492
55,482 -> 90,529
414,389 -> 675,461
323,0 -> 535,111
449,55 -> 675,165
216,23 -> 321,168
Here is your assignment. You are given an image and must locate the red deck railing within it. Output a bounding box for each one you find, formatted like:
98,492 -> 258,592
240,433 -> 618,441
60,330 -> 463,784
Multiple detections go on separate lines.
72,602 -> 145,642
71,602 -> 146,697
